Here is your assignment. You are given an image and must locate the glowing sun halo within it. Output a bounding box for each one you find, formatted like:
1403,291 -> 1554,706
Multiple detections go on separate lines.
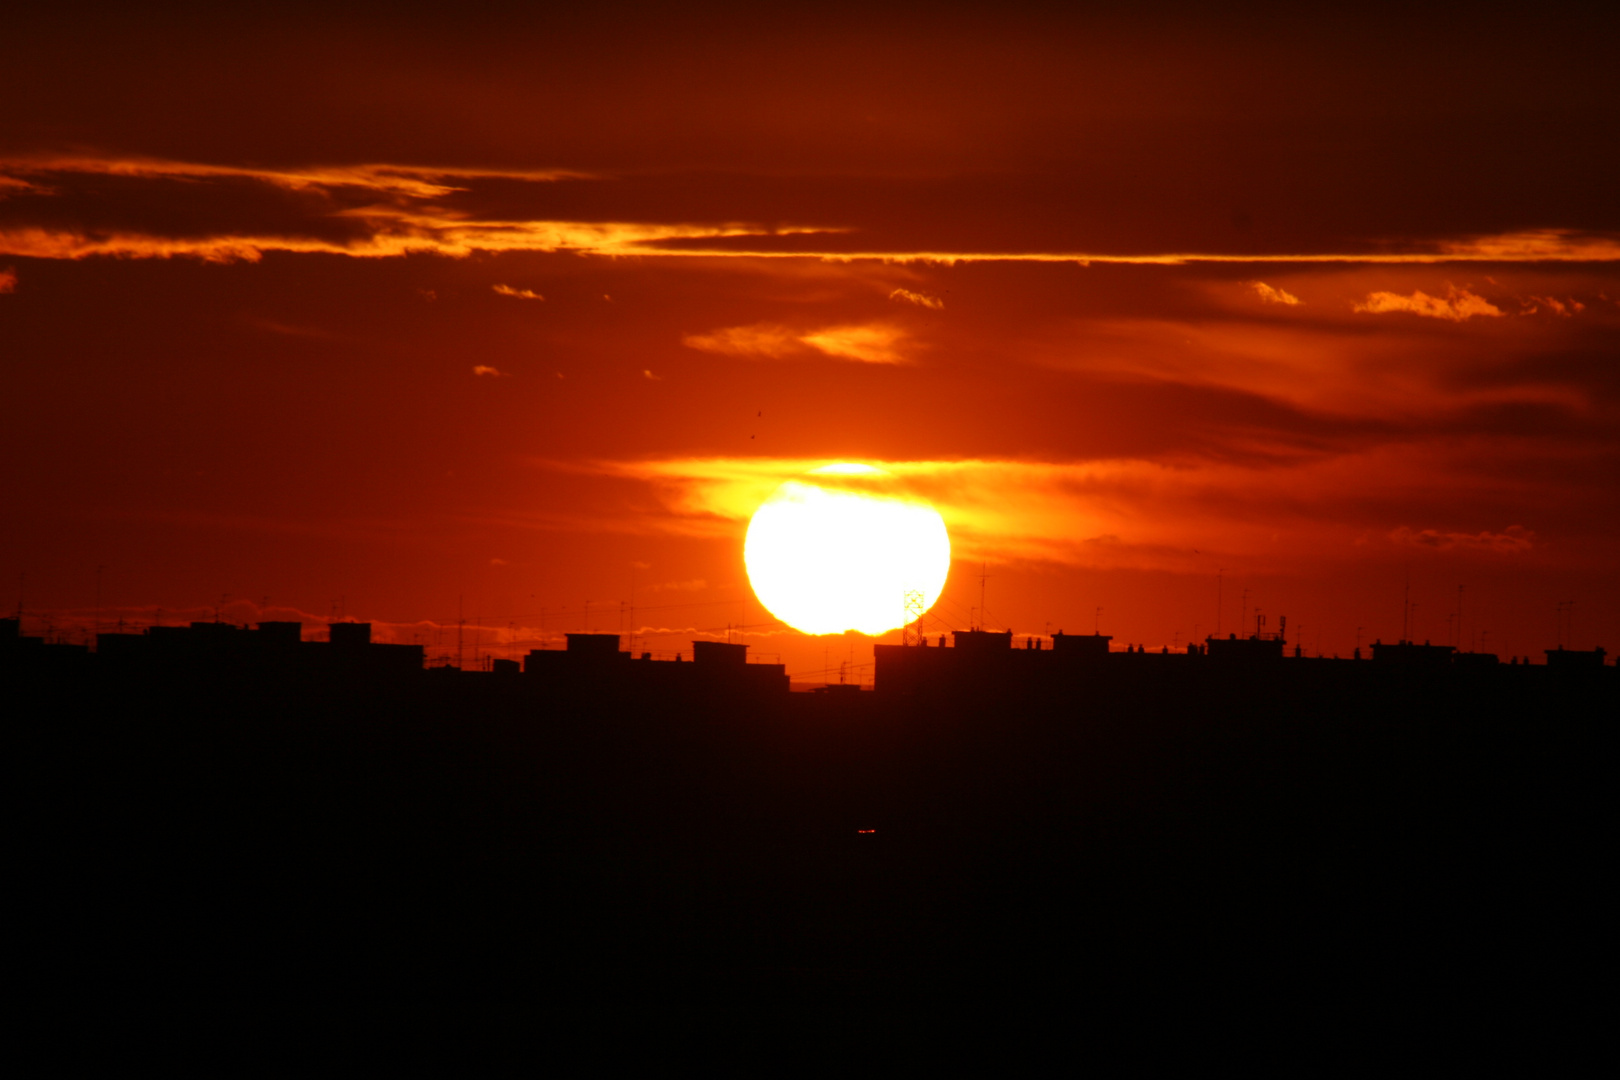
744,464 -> 951,636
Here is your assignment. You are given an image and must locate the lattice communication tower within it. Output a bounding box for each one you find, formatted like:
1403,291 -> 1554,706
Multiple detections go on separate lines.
903,590 -> 926,645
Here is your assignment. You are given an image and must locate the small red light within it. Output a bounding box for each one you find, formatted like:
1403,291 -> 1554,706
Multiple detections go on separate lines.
857,829 -> 876,834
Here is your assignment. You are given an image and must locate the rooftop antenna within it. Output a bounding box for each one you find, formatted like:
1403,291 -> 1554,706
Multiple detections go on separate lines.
978,563 -> 990,631
1095,606 -> 1102,634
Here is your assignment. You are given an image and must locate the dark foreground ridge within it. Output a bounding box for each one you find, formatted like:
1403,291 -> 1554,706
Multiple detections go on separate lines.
13,616 -> 1613,1047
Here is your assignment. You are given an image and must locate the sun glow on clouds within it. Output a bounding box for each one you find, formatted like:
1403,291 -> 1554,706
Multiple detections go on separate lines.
574,453 -> 1572,575
1249,281 -> 1301,305
683,322 -> 908,364
889,287 -> 944,309
1354,285 -> 1503,321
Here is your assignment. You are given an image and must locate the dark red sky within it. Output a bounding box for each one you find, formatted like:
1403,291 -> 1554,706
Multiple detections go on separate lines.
4,3 -> 1617,674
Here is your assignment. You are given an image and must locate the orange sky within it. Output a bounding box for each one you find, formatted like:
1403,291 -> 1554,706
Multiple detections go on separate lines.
3,4 -> 1617,678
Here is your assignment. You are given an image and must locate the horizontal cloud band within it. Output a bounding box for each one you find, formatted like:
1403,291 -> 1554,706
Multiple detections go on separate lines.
3,157 -> 1618,265
537,454 -> 1559,573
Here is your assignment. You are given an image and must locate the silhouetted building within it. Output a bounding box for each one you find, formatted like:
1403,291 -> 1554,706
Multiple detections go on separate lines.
257,621 -> 304,646
1545,646 -> 1607,669
1371,640 -> 1456,666
565,633 -> 623,658
91,619 -> 422,675
693,641 -> 749,666
1051,631 -> 1112,660
328,622 -> 372,647
1,616 -> 43,652
952,629 -> 1013,652
876,627 -> 1114,695
525,635 -> 788,696
1206,632 -> 1284,663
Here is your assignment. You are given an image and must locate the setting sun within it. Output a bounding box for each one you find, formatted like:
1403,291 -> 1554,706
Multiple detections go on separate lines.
744,464 -> 951,636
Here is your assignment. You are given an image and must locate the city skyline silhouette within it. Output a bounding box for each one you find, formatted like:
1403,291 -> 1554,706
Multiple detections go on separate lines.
6,1 -> 1616,1061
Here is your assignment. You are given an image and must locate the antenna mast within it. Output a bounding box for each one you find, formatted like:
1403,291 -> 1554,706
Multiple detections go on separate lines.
978,563 -> 990,631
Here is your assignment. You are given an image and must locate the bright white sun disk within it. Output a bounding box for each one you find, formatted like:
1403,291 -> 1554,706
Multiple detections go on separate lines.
744,464 -> 951,636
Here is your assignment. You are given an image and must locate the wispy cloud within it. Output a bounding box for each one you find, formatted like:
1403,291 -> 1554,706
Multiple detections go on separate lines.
0,220 -> 793,263
798,324 -> 907,363
0,156 -> 833,263
248,317 -> 335,339
492,284 -> 544,300
682,324 -> 802,358
472,364 -> 506,377
1388,525 -> 1534,554
643,369 -> 661,380
647,578 -> 707,593
1354,285 -> 1503,321
1517,295 -> 1584,316
1249,281 -> 1301,305
0,156 -> 587,197
0,266 -> 14,293
684,322 -> 907,364
4,158 -> 1618,266
889,287 -> 944,309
